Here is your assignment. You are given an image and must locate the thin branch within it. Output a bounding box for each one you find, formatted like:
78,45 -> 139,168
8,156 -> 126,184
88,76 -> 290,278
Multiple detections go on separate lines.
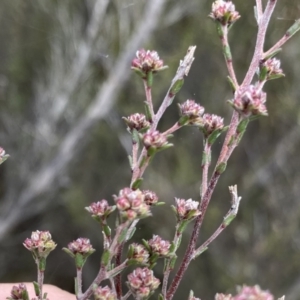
264,19 -> 300,58
242,0 -> 278,87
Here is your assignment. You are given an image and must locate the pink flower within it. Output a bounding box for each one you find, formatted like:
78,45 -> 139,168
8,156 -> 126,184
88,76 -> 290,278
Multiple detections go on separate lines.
127,267 -> 160,298
209,0 -> 240,25
131,49 -> 166,74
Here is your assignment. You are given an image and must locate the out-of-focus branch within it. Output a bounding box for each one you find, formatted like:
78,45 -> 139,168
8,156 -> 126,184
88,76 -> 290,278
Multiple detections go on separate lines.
0,0 -> 167,241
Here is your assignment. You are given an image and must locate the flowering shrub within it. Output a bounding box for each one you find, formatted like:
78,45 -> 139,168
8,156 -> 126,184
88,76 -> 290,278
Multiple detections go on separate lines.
3,0 -> 300,299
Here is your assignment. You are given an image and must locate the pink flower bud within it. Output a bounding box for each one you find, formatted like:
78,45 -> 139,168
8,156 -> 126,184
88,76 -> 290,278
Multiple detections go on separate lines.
123,113 -> 150,132
93,285 -> 117,300
234,285 -> 274,300
9,283 -> 29,300
209,0 -> 240,25
143,130 -> 168,149
148,235 -> 170,256
229,85 -> 268,117
127,267 -> 160,298
85,200 -> 115,219
142,190 -> 159,205
130,243 -> 149,264
23,230 -> 56,258
179,100 -> 205,126
131,49 -> 166,74
114,188 -> 151,221
202,114 -> 224,137
175,198 -> 201,221
68,238 -> 95,255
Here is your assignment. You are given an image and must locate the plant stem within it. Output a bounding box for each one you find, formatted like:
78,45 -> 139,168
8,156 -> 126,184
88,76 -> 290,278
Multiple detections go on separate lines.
162,122 -> 182,136
152,46 -> 196,130
220,25 -> 238,88
37,267 -> 44,300
143,80 -> 155,120
242,0 -> 277,87
115,243 -> 124,298
201,140 -> 211,200
166,171 -> 221,300
76,268 -> 83,297
264,19 -> 300,58
162,227 -> 182,297
255,0 -> 263,24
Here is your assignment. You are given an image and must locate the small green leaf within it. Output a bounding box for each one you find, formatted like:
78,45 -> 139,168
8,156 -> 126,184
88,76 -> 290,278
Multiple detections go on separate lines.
103,224 -> 111,237
147,72 -> 153,87
101,249 -> 110,266
132,178 -> 143,190
33,282 -> 40,297
286,18 -> 300,37
62,247 -> 75,259
227,76 -> 237,93
118,227 -> 128,243
144,102 -> 152,121
216,162 -> 227,175
127,227 -> 136,241
132,129 -> 140,145
170,79 -> 184,96
128,155 -> 133,168
263,48 -> 282,60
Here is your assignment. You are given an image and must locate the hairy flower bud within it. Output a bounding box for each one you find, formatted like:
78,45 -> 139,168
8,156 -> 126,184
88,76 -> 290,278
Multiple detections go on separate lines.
143,130 -> 168,149
131,49 -> 166,75
85,200 -> 115,220
174,198 -> 201,221
114,188 -> 151,221
93,286 -> 117,300
234,285 -> 274,300
127,267 -> 160,299
179,100 -> 205,126
8,284 -> 29,300
129,243 -> 150,264
215,285 -> 277,300
215,294 -> 233,300
23,230 -> 56,259
148,235 -> 170,256
202,114 -> 224,138
209,0 -> 240,25
68,238 -> 95,255
259,58 -> 284,81
228,85 -> 268,117
142,190 -> 159,205
123,113 -> 150,132
0,147 -> 9,165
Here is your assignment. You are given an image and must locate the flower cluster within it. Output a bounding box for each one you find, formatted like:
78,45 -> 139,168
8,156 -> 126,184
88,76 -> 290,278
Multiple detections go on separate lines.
114,188 -> 151,221
93,285 -> 117,300
202,113 -> 225,138
68,238 -> 95,255
23,231 -> 57,259
131,49 -> 166,75
174,198 -> 201,221
259,58 -> 284,81
127,267 -> 160,299
142,190 -> 159,205
0,147 -> 9,165
123,113 -> 150,133
143,130 -> 170,152
215,285 -> 278,300
64,238 -> 95,269
228,85 -> 268,117
147,235 -> 170,257
209,0 -> 240,25
128,243 -> 149,264
7,284 -> 29,300
85,199 -> 115,221
178,99 -> 205,126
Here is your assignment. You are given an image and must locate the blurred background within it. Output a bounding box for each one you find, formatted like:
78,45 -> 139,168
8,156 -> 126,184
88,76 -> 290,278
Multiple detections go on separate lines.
0,0 -> 300,299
